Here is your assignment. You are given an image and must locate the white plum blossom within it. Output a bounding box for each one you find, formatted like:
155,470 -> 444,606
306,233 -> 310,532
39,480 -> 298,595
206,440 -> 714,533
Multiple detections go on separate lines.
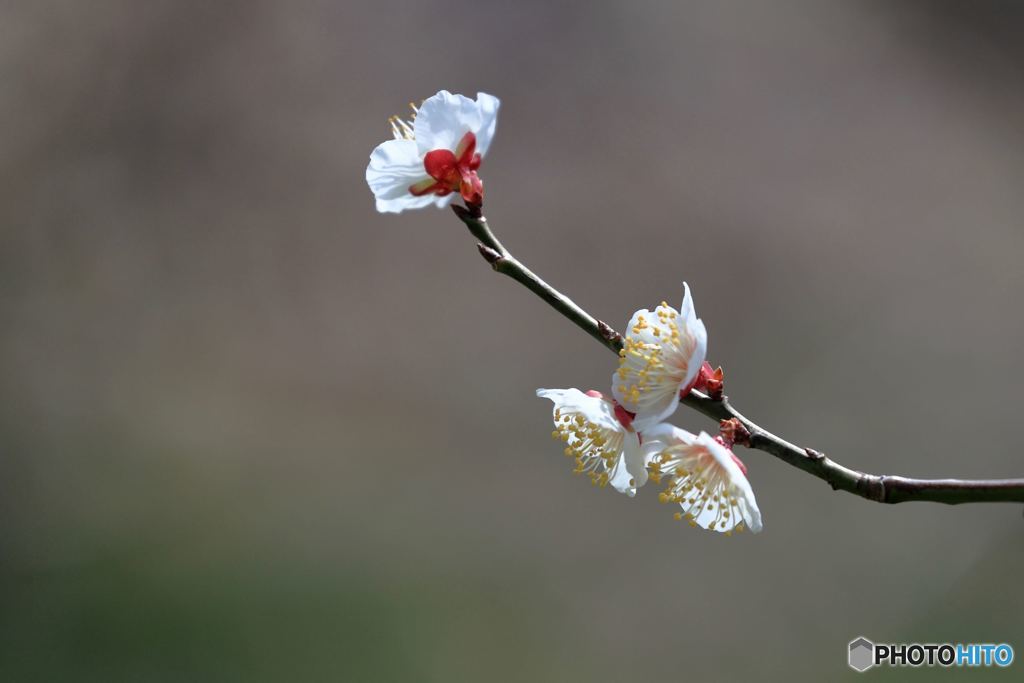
366,90 -> 500,214
537,388 -> 649,497
643,425 -> 762,535
612,283 -> 708,432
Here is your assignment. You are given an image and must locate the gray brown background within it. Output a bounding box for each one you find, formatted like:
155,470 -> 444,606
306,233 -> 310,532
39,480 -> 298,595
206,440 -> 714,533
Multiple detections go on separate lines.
2,1 -> 1023,680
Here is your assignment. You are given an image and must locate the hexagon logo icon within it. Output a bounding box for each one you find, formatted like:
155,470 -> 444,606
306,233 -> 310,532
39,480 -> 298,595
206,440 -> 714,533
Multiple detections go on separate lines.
849,637 -> 875,672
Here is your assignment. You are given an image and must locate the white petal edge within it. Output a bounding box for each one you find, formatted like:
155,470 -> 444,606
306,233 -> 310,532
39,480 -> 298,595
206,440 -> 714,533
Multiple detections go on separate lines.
679,282 -> 697,327
472,92 -> 500,157
638,424 -> 690,488
615,432 -> 647,495
374,192 -> 455,214
678,283 -> 708,391
413,90 -> 483,155
681,317 -> 708,392
695,432 -> 763,533
366,138 -> 433,214
535,388 -> 621,433
640,423 -> 691,446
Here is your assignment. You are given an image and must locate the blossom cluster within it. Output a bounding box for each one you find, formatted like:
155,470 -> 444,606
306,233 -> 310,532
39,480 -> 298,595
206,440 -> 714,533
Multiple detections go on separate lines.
538,283 -> 762,535
367,90 -> 762,534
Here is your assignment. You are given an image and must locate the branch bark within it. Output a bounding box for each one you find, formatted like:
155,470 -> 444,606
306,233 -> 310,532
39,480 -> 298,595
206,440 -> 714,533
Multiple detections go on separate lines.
452,204 -> 1024,506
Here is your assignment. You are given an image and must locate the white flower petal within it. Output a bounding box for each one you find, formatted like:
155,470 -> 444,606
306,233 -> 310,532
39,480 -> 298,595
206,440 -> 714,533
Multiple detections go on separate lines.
628,389 -> 680,433
376,193 -> 455,213
733,479 -> 762,533
615,432 -> 647,495
650,429 -> 762,534
472,92 -> 500,157
684,317 -> 708,390
607,456 -> 635,497
640,422 -> 689,445
680,282 -> 697,327
694,432 -> 743,482
537,388 -> 642,495
612,286 -> 708,428
366,139 -> 425,192
365,138 -> 433,214
536,388 -> 621,432
641,424 -> 692,483
414,90 -> 487,155
678,283 -> 708,391
695,433 -> 762,533
611,307 -> 686,429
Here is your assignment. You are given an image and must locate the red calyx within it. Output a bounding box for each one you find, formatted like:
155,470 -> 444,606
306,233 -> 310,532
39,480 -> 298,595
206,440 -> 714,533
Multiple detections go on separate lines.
613,402 -> 635,431
409,131 -> 484,204
683,361 -> 724,400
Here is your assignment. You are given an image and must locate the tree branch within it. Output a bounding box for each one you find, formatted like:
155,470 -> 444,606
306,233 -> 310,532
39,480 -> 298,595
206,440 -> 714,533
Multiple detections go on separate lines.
452,205 -> 1024,506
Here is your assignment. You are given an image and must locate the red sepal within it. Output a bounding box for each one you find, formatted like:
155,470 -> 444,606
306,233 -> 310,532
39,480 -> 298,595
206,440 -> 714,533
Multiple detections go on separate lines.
613,402 -> 635,430
415,131 -> 486,204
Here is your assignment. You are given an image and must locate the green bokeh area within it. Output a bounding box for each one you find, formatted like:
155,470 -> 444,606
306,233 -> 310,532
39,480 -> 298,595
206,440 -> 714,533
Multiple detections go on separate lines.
0,425 -> 579,682
4,559 -> 567,682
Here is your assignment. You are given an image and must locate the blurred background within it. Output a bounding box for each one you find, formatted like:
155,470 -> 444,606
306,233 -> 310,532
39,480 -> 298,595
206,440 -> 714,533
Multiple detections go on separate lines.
2,1 -> 1023,680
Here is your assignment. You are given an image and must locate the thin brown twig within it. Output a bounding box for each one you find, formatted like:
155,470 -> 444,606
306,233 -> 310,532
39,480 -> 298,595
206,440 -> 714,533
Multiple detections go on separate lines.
451,204 -> 1024,506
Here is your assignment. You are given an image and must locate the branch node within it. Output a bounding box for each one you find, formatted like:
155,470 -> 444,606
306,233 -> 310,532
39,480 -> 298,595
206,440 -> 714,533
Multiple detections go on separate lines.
805,447 -> 826,462
597,320 -> 622,345
720,418 -> 751,448
477,243 -> 503,267
857,474 -> 886,503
